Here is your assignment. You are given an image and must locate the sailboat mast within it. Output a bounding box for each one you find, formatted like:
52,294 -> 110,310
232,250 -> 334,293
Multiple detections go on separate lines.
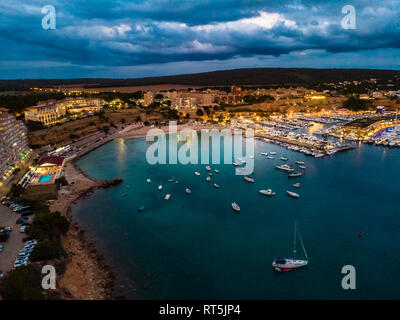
297,228 -> 309,261
293,220 -> 297,259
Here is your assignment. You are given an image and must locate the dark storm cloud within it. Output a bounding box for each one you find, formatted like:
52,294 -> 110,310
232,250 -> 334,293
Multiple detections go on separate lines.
0,0 -> 399,78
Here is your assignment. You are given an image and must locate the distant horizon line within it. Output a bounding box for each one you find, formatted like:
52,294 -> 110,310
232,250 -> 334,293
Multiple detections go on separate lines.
1,66 -> 399,82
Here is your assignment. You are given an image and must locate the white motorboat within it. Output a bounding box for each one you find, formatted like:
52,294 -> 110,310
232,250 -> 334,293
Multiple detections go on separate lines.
270,152 -> 277,155
158,185 -> 162,191
280,157 -> 288,161
214,169 -> 220,173
206,177 -> 211,182
293,183 -> 300,188
244,176 -> 255,183
272,221 -> 309,272
287,191 -> 300,198
205,166 -> 211,171
267,156 -> 274,159
165,194 -> 171,200
259,189 -> 275,196
195,171 -> 200,176
214,183 -> 220,188
147,178 -> 151,184
288,172 -> 302,178
233,162 -> 239,166
275,164 -> 294,172
168,177 -> 174,182
209,172 -> 213,176
231,202 -> 240,212
295,161 -> 305,165
186,188 -> 191,194
261,152 -> 268,156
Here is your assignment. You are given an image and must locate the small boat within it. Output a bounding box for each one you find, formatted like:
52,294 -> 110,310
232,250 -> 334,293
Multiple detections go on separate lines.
214,183 -> 220,188
165,194 -> 171,200
206,177 -> 211,182
232,202 -> 240,212
138,206 -> 145,212
175,181 -> 179,184
275,164 -> 294,172
205,166 -> 211,171
280,157 -> 288,161
293,183 -> 301,188
209,172 -> 213,176
267,156 -> 274,159
261,152 -> 268,156
168,177 -> 174,182
288,172 -> 303,178
158,185 -> 162,190
270,152 -> 277,155
122,193 -> 127,197
295,161 -> 304,165
272,221 -> 309,272
299,165 -> 306,169
186,188 -> 191,194
233,162 -> 239,166
214,169 -> 220,173
259,189 -> 275,196
147,179 -> 151,184
244,176 -> 255,183
195,171 -> 200,176
287,191 -> 300,198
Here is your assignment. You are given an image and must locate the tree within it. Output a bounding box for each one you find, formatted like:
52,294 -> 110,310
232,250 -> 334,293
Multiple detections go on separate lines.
196,108 -> 204,117
343,96 -> 369,111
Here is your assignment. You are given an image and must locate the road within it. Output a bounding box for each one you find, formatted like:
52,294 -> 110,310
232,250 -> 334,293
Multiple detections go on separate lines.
0,204 -> 27,275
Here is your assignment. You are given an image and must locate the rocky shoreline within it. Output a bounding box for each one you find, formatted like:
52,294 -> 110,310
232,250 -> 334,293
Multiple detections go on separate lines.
50,161 -> 122,300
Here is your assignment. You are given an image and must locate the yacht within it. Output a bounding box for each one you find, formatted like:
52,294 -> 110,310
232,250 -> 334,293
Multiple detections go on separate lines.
158,185 -> 162,191
287,191 -> 300,198
272,221 -> 309,272
214,169 -> 220,173
205,166 -> 211,171
295,161 -> 305,165
147,179 -> 151,184
267,156 -> 275,159
270,152 -> 277,155
186,188 -> 191,194
288,172 -> 302,178
259,189 -> 275,196
293,183 -> 301,188
261,152 -> 268,156
231,202 -> 240,212
214,183 -> 220,188
195,171 -> 200,176
244,177 -> 255,183
206,177 -> 211,182
275,164 -> 294,172
165,194 -> 171,200
280,157 -> 288,161
299,165 -> 306,170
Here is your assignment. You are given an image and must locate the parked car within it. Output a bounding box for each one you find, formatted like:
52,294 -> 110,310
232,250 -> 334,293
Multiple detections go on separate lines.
22,236 -> 33,242
0,244 -> 4,252
20,210 -> 33,217
19,226 -> 27,233
16,217 -> 28,224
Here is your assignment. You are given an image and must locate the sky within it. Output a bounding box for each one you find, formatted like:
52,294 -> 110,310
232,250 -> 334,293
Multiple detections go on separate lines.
0,0 -> 400,79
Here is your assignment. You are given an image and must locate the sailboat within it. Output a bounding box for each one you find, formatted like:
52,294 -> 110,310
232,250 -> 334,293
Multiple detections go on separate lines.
272,221 -> 309,272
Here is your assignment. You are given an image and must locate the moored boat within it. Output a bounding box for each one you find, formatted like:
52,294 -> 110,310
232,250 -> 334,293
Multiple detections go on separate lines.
147,178 -> 151,184
244,176 -> 255,183
231,202 -> 240,212
205,166 -> 211,171
165,194 -> 171,200
275,164 -> 294,172
214,169 -> 220,173
158,185 -> 162,190
288,172 -> 302,178
293,183 -> 300,188
214,183 -> 220,188
259,189 -> 275,196
206,176 -> 211,182
286,190 -> 300,198
195,171 -> 200,176
186,188 -> 191,194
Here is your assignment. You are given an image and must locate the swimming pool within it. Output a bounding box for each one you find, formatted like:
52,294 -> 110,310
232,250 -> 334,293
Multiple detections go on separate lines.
38,174 -> 52,183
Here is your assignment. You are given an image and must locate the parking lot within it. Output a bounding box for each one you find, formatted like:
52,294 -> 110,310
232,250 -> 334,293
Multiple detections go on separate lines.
0,203 -> 29,275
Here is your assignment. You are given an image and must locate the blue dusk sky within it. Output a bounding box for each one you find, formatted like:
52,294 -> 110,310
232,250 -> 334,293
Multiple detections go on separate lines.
0,0 -> 400,79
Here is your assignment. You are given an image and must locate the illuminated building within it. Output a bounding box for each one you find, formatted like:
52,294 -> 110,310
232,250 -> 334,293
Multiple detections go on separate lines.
0,108 -> 31,181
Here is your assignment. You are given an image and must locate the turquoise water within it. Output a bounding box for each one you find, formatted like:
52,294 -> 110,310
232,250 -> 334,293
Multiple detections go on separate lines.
72,134 -> 400,299
38,174 -> 52,183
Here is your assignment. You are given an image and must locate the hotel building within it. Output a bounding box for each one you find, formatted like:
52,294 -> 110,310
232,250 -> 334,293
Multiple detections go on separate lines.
24,97 -> 104,126
0,108 -> 31,182
24,100 -> 66,126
